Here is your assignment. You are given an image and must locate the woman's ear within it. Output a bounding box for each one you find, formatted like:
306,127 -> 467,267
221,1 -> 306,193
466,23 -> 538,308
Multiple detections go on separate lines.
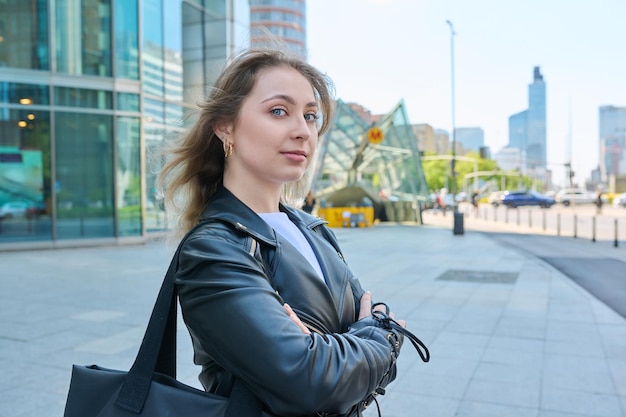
213,124 -> 233,142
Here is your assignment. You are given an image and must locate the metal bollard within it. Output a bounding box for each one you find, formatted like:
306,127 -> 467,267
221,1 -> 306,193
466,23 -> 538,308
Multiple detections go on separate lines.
557,213 -> 561,236
528,210 -> 532,228
516,209 -> 520,226
592,217 -> 596,242
615,218 -> 619,248
573,215 -> 577,238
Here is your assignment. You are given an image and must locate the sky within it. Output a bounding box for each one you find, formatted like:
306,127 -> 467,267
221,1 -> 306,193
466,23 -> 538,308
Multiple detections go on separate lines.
305,0 -> 626,188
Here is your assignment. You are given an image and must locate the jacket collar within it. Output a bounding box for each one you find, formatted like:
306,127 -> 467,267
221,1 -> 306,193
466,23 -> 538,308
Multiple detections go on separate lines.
200,186 -> 327,246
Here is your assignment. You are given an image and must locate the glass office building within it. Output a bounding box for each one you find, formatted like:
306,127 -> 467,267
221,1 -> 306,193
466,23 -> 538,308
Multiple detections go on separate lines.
0,0 -> 249,248
250,0 -> 306,57
526,66 -> 547,171
312,99 -> 430,220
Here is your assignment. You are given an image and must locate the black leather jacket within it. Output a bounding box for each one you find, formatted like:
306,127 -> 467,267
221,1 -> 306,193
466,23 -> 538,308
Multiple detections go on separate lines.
175,187 -> 403,416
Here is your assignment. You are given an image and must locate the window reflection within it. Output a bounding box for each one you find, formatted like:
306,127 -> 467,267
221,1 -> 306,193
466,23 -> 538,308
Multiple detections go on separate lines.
54,87 -> 112,109
0,110 -> 52,242
56,0 -> 112,76
114,0 -> 139,80
117,93 -> 140,112
116,116 -> 141,236
0,0 -> 49,70
55,112 -> 114,239
0,83 -> 50,106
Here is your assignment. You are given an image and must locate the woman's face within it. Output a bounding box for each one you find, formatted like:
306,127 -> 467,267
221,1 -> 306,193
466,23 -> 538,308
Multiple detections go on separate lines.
226,65 -> 320,189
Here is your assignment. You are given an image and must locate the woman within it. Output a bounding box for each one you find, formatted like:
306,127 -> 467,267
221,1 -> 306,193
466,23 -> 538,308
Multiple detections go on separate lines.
158,48 -> 420,416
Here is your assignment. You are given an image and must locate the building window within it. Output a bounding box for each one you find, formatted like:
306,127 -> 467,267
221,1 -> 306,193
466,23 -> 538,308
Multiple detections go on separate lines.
56,0 -> 112,76
0,83 -> 50,106
54,87 -> 113,109
55,112 -> 114,239
116,116 -> 141,236
114,0 -> 139,79
0,109 -> 52,243
117,93 -> 140,112
0,0 -> 49,70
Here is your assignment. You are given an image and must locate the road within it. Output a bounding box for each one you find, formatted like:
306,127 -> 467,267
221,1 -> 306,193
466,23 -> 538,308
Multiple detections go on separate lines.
423,205 -> 626,320
486,232 -> 626,319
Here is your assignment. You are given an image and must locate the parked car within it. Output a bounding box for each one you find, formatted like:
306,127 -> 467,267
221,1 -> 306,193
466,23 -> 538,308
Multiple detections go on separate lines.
501,191 -> 555,208
488,191 -> 505,207
613,192 -> 626,208
0,201 -> 45,219
0,201 -> 29,219
554,188 -> 605,206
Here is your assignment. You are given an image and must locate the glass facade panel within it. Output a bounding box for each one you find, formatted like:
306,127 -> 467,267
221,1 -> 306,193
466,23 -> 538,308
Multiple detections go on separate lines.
54,87 -> 113,109
0,83 -> 50,106
56,0 -> 112,76
144,98 -> 164,124
0,0 -> 49,70
164,0 -> 183,102
55,112 -> 114,239
0,109 -> 52,243
116,116 -> 141,236
117,93 -> 140,111
143,0 -> 164,96
114,0 -> 139,79
144,125 -> 167,232
313,100 -> 429,208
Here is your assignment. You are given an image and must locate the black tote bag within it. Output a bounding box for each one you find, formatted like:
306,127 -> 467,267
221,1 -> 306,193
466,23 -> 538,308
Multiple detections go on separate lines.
63,228 -> 265,417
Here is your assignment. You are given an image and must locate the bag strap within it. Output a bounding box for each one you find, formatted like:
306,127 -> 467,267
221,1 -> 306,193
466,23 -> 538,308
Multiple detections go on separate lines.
114,223 -> 262,416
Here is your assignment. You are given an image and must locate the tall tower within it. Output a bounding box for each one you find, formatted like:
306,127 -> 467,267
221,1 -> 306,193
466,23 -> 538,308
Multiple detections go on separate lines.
599,105 -> 626,182
526,67 -> 547,173
249,0 -> 307,57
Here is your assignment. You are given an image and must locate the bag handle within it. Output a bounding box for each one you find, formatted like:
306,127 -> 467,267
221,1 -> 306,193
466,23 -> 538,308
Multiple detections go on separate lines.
114,224 -> 262,415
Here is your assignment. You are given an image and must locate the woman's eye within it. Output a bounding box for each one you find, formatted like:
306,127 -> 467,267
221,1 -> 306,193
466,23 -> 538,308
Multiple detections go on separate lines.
271,108 -> 287,116
304,113 -> 319,122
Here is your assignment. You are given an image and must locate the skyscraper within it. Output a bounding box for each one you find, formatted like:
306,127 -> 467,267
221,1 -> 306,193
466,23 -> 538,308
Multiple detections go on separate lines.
507,67 -> 547,182
527,67 -> 547,172
455,127 -> 484,153
250,0 -> 307,57
598,105 -> 626,181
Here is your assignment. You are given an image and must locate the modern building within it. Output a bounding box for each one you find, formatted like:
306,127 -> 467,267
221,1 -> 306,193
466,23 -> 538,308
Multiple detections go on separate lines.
508,110 -> 527,151
598,105 -> 626,182
527,67 -> 547,171
312,99 -> 430,220
249,0 -> 307,57
506,66 -> 547,184
455,127 -> 484,153
0,0 -> 250,248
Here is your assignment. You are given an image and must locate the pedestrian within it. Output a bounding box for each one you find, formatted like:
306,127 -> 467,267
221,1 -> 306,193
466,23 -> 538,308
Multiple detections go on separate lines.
157,48 -> 427,417
596,189 -> 603,215
438,187 -> 448,215
302,190 -> 316,214
471,190 -> 479,216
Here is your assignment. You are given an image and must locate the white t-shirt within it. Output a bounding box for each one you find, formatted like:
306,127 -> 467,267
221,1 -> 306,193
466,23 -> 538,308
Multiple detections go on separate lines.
258,212 -> 325,281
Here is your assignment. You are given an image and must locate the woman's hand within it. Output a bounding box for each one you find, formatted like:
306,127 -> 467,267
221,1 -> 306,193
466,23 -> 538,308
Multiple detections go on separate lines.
358,291 -> 406,329
283,303 -> 311,335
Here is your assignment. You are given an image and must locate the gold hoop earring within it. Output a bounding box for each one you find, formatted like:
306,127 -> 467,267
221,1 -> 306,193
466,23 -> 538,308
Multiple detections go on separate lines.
224,142 -> 233,158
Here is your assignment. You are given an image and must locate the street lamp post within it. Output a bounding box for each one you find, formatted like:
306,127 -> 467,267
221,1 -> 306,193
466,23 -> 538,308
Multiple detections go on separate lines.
446,19 -> 463,234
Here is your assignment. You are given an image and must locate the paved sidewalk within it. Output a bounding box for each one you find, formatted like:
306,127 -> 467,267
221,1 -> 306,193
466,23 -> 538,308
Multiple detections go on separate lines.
1,223 -> 625,417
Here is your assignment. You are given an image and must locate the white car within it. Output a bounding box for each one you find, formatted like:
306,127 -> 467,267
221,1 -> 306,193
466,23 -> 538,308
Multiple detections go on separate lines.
488,191 -> 504,206
0,201 -> 29,219
554,189 -> 605,206
613,192 -> 626,208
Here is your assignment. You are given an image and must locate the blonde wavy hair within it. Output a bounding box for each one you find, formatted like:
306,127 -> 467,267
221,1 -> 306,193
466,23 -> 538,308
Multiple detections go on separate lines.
157,48 -> 335,239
